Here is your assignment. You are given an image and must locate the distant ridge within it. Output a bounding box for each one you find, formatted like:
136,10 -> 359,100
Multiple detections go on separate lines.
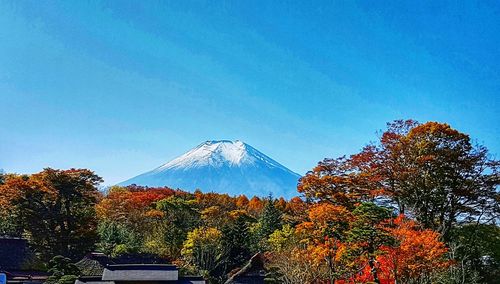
119,140 -> 301,198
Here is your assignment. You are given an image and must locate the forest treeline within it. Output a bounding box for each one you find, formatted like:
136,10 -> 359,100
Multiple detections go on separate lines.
0,120 -> 499,284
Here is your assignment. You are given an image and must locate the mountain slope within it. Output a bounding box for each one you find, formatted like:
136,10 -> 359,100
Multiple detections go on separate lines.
119,140 -> 301,198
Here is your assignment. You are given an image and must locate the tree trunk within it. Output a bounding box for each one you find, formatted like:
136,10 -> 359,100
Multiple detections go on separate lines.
369,256 -> 380,284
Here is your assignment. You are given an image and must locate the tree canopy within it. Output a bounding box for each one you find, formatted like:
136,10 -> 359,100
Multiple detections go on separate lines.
0,119 -> 498,284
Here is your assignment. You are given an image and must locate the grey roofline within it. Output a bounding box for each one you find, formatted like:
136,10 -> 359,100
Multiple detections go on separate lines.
105,264 -> 177,270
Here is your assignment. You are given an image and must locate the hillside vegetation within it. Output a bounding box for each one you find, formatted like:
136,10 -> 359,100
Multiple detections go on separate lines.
1,120 -> 498,284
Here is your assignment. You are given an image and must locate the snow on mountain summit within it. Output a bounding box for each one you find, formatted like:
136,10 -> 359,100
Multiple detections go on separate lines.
158,140 -> 250,169
119,140 -> 301,198
156,140 -> 284,170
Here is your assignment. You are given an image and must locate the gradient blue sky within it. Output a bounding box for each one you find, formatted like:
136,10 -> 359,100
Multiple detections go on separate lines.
1,1 -> 499,185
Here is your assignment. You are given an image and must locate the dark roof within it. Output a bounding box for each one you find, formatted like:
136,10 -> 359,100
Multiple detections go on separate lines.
105,264 -> 177,270
102,264 -> 179,281
76,275 -> 205,284
76,276 -> 103,280
224,253 -> 266,284
112,253 -> 168,264
76,253 -> 115,276
178,276 -> 206,284
75,252 -> 172,276
76,264 -> 206,284
75,276 -> 114,284
0,238 -> 34,270
1,270 -> 49,284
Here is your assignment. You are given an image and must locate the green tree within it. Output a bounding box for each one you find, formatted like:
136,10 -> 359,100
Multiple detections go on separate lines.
45,255 -> 80,284
257,197 -> 283,241
96,220 -> 142,257
144,196 -> 200,258
181,227 -> 225,280
347,203 -> 394,284
220,212 -> 253,274
447,223 -> 500,284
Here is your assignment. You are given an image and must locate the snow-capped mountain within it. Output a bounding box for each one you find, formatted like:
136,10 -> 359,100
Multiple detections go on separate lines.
119,140 -> 301,198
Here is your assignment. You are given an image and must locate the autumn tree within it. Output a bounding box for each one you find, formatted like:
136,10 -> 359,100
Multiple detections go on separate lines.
0,173 -> 26,236
267,224 -> 322,283
276,197 -> 287,211
378,121 -> 499,239
181,227 -> 225,280
95,186 -> 184,258
283,196 -> 308,225
2,168 -> 102,261
378,215 -> 449,283
299,120 -> 499,241
347,203 -> 393,284
235,195 -> 249,208
96,186 -> 177,226
144,196 -> 200,259
193,191 -> 237,213
297,140 -> 385,209
201,206 -> 228,229
296,203 -> 354,283
247,196 -> 264,217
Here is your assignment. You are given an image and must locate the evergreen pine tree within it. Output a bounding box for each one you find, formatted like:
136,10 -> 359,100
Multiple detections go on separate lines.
220,215 -> 252,274
258,196 -> 283,240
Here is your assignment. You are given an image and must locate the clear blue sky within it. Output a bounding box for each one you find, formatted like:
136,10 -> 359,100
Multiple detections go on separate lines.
1,1 -> 499,185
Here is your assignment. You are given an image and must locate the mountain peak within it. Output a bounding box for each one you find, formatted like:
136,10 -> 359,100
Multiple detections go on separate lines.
158,139 -> 249,170
203,139 -> 242,144
119,140 -> 301,198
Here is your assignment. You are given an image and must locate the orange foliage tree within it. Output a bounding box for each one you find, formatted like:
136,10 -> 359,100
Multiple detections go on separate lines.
283,196 -> 308,225
299,120 -> 499,241
0,174 -> 28,236
376,215 -> 450,283
0,168 -> 102,261
247,196 -> 264,217
296,203 -> 355,283
96,186 -> 178,224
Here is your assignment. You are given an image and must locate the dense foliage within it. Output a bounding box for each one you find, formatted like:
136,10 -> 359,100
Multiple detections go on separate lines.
0,120 -> 498,284
0,169 -> 102,261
